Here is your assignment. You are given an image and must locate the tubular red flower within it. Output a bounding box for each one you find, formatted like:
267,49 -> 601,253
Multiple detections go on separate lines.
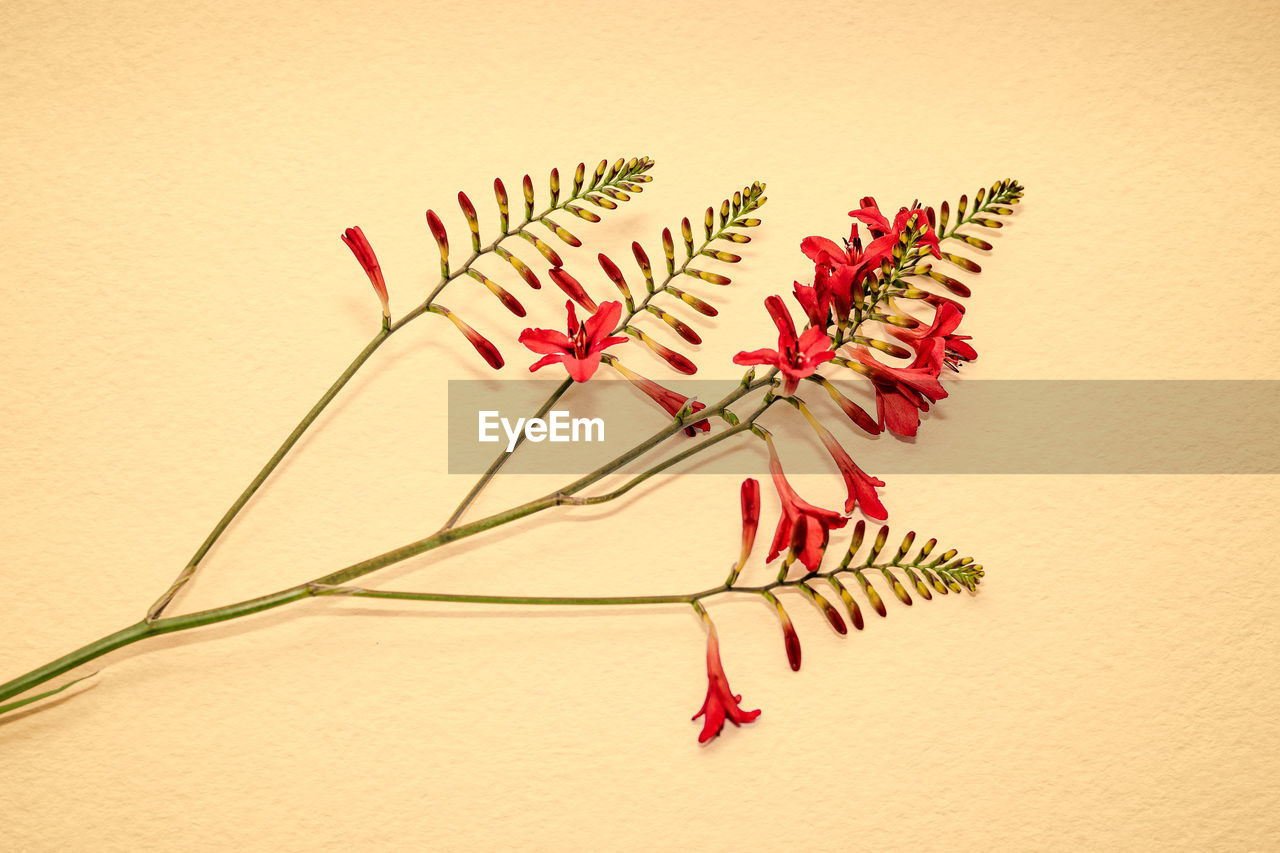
795,402 -> 887,520
847,346 -> 948,438
692,622 -> 761,744
765,437 -> 848,572
340,226 -> 390,318
733,296 -> 835,396
889,302 -> 977,368
519,300 -> 628,383
607,359 -> 708,434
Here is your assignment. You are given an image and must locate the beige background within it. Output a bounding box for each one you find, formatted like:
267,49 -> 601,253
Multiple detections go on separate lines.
2,1 -> 1279,850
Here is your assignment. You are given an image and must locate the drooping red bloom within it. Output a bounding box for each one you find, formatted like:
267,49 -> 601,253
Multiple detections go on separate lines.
340,226 -> 390,318
765,437 -> 848,572
796,402 -> 887,520
733,296 -> 835,396
607,358 -> 709,434
889,302 -> 977,369
692,621 -> 761,744
847,346 -> 948,438
519,300 -> 628,382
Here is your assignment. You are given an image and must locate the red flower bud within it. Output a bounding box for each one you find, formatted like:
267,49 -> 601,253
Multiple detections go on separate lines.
740,478 -> 760,558
548,268 -> 598,313
340,226 -> 390,319
632,241 -> 654,290
437,308 -> 503,370
607,359 -> 709,435
425,210 -> 449,275
597,253 -> 631,301
457,191 -> 480,251
767,596 -> 802,672
635,330 -> 697,375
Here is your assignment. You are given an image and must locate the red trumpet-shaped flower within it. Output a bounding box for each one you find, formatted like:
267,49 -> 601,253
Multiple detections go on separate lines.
519,300 -> 628,383
847,346 -> 948,438
733,296 -> 835,396
765,436 -> 848,572
607,358 -> 709,435
340,226 -> 390,319
889,302 -> 977,369
795,401 -> 887,520
692,618 -> 761,744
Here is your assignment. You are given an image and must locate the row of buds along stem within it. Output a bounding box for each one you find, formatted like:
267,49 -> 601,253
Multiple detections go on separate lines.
341,157 -> 654,370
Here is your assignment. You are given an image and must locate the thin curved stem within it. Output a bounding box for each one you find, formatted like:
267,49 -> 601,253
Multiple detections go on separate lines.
144,161 -> 654,620
443,377 -> 573,529
146,328 -> 390,620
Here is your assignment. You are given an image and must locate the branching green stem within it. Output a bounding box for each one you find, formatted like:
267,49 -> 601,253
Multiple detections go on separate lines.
1,180 -> 1008,716
144,164 -> 651,621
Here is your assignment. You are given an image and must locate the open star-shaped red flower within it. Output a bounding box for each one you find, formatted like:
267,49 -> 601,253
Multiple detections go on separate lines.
733,295 -> 835,396
518,300 -> 628,382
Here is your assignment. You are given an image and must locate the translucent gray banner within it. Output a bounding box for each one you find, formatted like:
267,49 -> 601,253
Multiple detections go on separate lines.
447,380 -> 1280,475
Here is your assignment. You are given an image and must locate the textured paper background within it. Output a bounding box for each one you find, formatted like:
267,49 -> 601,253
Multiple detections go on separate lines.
2,1 -> 1278,850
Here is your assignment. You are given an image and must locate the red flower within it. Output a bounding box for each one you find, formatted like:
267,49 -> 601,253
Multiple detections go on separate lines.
519,300 -> 628,382
692,620 -> 761,744
889,302 -> 977,369
849,198 -> 942,260
765,437 -> 848,572
340,226 -> 390,319
795,402 -> 887,520
733,296 -> 835,396
847,346 -> 948,438
800,224 -> 882,321
607,358 -> 709,435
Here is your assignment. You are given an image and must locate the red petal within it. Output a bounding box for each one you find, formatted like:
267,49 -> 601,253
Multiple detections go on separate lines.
518,328 -> 573,354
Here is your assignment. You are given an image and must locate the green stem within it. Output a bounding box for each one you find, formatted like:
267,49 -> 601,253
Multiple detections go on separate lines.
144,161 -> 654,620
443,377 -> 573,529
146,329 -> 390,620
0,375 -> 778,709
